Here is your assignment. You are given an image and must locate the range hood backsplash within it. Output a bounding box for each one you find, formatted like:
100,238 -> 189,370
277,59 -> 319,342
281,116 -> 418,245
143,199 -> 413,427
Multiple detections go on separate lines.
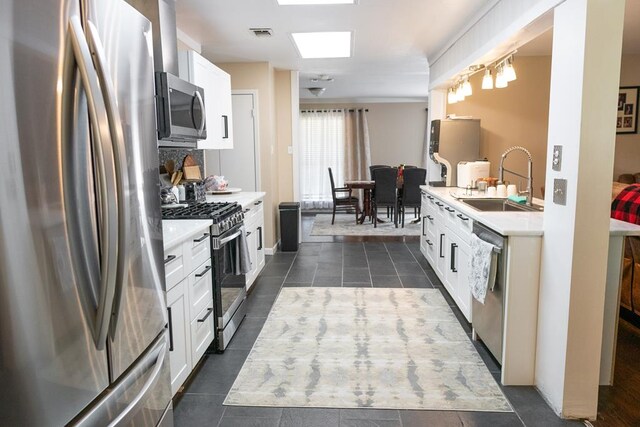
126,0 -> 179,75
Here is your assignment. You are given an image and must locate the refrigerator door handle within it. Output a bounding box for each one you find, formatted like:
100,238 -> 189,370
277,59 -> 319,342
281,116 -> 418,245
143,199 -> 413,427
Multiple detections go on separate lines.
74,335 -> 168,427
63,15 -> 119,350
85,21 -> 132,335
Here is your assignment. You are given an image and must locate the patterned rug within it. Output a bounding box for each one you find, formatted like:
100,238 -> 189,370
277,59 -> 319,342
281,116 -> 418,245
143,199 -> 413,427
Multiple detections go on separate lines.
310,214 -> 421,236
224,288 -> 512,412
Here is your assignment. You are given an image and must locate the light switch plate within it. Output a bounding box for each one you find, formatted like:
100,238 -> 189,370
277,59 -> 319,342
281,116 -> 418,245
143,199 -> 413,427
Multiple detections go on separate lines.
287,146 -> 293,155
553,178 -> 567,205
552,145 -> 562,171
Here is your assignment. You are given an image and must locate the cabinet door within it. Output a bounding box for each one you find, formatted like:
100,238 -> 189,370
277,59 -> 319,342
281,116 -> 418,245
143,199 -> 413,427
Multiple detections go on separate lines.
435,225 -> 447,280
191,53 -> 222,150
443,233 -> 457,299
217,72 -> 234,149
454,241 -> 472,322
245,224 -> 258,290
166,280 -> 191,396
255,219 -> 266,275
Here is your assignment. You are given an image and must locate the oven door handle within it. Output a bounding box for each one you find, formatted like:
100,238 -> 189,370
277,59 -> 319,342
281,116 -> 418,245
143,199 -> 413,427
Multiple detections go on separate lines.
219,230 -> 242,246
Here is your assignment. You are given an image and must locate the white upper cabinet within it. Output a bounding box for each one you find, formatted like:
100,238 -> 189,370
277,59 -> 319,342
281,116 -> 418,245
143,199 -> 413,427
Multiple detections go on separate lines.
178,51 -> 234,149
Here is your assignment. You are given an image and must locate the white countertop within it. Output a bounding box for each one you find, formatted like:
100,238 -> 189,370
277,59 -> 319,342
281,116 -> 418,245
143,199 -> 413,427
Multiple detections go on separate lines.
205,191 -> 266,208
421,186 -> 640,237
162,219 -> 212,250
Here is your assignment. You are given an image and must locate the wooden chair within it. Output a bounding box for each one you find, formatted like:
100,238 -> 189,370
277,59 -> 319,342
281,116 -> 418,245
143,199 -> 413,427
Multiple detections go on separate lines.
372,167 -> 398,228
328,167 -> 359,225
399,168 -> 426,227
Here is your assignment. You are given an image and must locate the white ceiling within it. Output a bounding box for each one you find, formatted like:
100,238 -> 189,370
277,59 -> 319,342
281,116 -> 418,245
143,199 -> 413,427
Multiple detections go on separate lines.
175,0 -> 497,102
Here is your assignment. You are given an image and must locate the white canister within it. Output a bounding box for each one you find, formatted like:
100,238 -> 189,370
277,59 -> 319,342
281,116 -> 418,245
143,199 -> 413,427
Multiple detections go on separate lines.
178,184 -> 186,202
171,185 -> 180,203
496,184 -> 507,198
487,186 -> 497,197
507,184 -> 517,197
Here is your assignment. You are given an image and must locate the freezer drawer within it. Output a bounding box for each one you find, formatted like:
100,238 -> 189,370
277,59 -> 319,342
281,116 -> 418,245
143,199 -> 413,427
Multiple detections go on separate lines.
73,332 -> 172,427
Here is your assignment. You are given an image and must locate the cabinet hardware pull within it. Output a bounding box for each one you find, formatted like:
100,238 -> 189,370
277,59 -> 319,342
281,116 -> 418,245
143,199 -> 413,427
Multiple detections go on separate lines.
426,240 -> 433,246
451,243 -> 458,272
427,195 -> 434,200
164,255 -> 176,264
457,214 -> 469,221
193,233 -> 210,243
426,215 -> 434,221
254,200 -> 263,206
257,226 -> 263,250
422,217 -> 427,236
435,202 -> 443,207
243,208 -> 250,213
222,115 -> 229,139
445,207 -> 455,213
197,307 -> 214,323
195,265 -> 211,277
167,307 -> 174,351
439,234 -> 445,258
246,231 -> 252,236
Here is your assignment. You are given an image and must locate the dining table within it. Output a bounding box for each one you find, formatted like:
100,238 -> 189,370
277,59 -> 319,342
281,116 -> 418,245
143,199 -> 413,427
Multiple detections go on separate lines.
344,180 -> 377,224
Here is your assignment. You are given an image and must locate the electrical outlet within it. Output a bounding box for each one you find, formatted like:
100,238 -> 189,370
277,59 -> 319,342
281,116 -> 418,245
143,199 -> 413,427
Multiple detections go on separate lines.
553,178 -> 567,205
552,145 -> 562,171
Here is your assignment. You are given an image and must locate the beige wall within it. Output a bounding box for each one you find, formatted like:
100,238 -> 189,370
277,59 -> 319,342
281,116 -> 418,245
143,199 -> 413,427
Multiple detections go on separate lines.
299,102 -> 428,169
614,54 -> 640,180
216,62 -> 280,249
447,56 -> 552,198
275,71 -> 294,203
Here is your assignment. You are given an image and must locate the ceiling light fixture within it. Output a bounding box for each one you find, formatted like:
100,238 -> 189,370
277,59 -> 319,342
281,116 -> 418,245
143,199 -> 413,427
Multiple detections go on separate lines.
462,77 -> 472,97
310,75 -> 335,83
504,56 -> 517,82
481,69 -> 493,90
447,88 -> 457,104
495,65 -> 508,88
308,87 -> 326,96
291,31 -> 352,58
277,0 -> 355,4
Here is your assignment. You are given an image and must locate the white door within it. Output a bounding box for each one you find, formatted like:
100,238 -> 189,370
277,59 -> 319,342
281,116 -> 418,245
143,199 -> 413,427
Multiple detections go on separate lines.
219,93 -> 258,191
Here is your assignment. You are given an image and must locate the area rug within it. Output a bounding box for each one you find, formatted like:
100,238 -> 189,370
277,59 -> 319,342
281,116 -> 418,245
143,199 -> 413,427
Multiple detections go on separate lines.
224,288 -> 512,412
310,214 -> 421,236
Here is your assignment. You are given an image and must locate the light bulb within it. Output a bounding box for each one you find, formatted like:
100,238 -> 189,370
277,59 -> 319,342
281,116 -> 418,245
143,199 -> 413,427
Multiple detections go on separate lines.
456,84 -> 465,101
447,88 -> 457,104
505,58 -> 517,82
481,69 -> 493,89
495,66 -> 508,88
462,78 -> 472,96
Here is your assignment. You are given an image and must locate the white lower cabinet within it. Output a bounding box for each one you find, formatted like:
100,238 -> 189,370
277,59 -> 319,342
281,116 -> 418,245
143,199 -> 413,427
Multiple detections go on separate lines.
244,199 -> 266,291
166,280 -> 190,397
164,228 -> 214,396
420,190 -> 473,322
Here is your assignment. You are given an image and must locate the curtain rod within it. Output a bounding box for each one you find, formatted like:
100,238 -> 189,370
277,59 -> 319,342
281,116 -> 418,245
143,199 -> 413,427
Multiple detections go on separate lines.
300,109 -> 369,113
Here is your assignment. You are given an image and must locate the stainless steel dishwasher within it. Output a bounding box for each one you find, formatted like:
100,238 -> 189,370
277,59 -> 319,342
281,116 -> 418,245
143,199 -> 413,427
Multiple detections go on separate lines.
471,221 -> 508,364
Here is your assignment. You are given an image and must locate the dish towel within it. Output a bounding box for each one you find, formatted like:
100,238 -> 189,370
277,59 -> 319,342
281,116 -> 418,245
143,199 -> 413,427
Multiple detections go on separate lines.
223,226 -> 253,275
469,233 -> 498,304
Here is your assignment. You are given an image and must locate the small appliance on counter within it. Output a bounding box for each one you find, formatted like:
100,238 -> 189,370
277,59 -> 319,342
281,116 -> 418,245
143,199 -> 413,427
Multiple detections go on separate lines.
429,118 -> 481,186
184,181 -> 206,202
457,160 -> 491,188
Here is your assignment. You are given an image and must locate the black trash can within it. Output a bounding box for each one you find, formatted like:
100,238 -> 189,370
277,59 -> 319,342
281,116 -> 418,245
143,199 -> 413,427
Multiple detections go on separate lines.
279,202 -> 300,252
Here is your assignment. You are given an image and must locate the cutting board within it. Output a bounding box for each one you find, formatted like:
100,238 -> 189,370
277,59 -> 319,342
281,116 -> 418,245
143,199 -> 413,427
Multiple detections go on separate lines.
183,165 -> 201,180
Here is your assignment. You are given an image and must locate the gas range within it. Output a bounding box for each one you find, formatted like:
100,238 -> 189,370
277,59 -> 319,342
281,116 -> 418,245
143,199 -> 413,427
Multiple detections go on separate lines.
161,202 -> 244,236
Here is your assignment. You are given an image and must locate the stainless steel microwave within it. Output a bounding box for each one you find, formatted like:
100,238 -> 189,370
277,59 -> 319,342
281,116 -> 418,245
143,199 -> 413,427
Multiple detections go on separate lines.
155,72 -> 206,147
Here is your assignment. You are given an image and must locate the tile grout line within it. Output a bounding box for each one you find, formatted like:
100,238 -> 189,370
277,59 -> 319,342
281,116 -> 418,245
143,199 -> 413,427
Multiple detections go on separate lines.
405,241 -> 436,288
384,243 -> 404,288
363,242 -> 373,287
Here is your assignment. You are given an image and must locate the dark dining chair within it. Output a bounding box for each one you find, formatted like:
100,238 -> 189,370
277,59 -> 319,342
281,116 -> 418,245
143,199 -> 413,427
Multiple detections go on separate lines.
328,167 -> 359,225
403,165 -> 418,169
369,165 -> 390,180
399,167 -> 426,227
372,167 -> 398,228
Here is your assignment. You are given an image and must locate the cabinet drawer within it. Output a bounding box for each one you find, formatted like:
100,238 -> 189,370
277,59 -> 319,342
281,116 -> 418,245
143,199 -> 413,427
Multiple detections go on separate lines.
188,232 -> 211,274
455,212 -> 473,241
190,302 -> 215,367
444,204 -> 459,231
243,200 -> 264,225
188,259 -> 213,321
164,245 -> 184,291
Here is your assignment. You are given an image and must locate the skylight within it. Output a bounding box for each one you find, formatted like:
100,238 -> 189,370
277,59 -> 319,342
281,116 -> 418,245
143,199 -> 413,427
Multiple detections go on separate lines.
291,32 -> 352,59
277,0 -> 355,5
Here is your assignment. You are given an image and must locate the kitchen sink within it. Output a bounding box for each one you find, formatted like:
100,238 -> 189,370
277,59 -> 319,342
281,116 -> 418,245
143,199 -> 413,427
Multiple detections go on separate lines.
459,198 -> 544,212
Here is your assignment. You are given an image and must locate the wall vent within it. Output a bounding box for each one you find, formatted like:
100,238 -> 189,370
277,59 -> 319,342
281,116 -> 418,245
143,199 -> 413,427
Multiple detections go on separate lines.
250,28 -> 273,37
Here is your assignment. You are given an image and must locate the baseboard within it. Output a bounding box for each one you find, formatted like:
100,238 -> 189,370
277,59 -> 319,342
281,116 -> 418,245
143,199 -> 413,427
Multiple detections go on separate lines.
265,240 -> 280,255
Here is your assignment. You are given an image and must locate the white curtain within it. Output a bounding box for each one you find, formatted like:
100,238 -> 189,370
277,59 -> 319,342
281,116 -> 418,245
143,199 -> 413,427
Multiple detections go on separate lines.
299,110 -> 345,209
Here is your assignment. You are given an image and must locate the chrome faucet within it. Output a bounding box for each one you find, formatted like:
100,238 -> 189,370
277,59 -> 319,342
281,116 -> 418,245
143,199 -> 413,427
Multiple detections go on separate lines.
498,146 -> 533,206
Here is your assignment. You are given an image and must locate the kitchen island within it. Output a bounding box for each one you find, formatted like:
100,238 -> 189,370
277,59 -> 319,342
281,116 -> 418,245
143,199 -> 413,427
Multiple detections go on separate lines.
419,185 -> 640,386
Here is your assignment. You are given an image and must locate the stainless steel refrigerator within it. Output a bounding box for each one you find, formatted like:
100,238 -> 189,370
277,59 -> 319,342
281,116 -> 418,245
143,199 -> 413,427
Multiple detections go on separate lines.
0,0 -> 172,425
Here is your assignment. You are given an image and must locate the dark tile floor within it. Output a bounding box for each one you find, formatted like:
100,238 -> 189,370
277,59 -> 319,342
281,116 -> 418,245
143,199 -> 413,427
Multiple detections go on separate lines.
173,214 -> 583,427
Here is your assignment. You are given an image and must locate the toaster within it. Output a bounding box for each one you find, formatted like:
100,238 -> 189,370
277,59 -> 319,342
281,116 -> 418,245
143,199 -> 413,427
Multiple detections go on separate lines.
457,161 -> 490,188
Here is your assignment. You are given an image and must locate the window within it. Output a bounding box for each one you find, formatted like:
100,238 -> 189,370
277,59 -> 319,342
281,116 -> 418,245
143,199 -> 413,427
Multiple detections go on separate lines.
299,110 -> 345,209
